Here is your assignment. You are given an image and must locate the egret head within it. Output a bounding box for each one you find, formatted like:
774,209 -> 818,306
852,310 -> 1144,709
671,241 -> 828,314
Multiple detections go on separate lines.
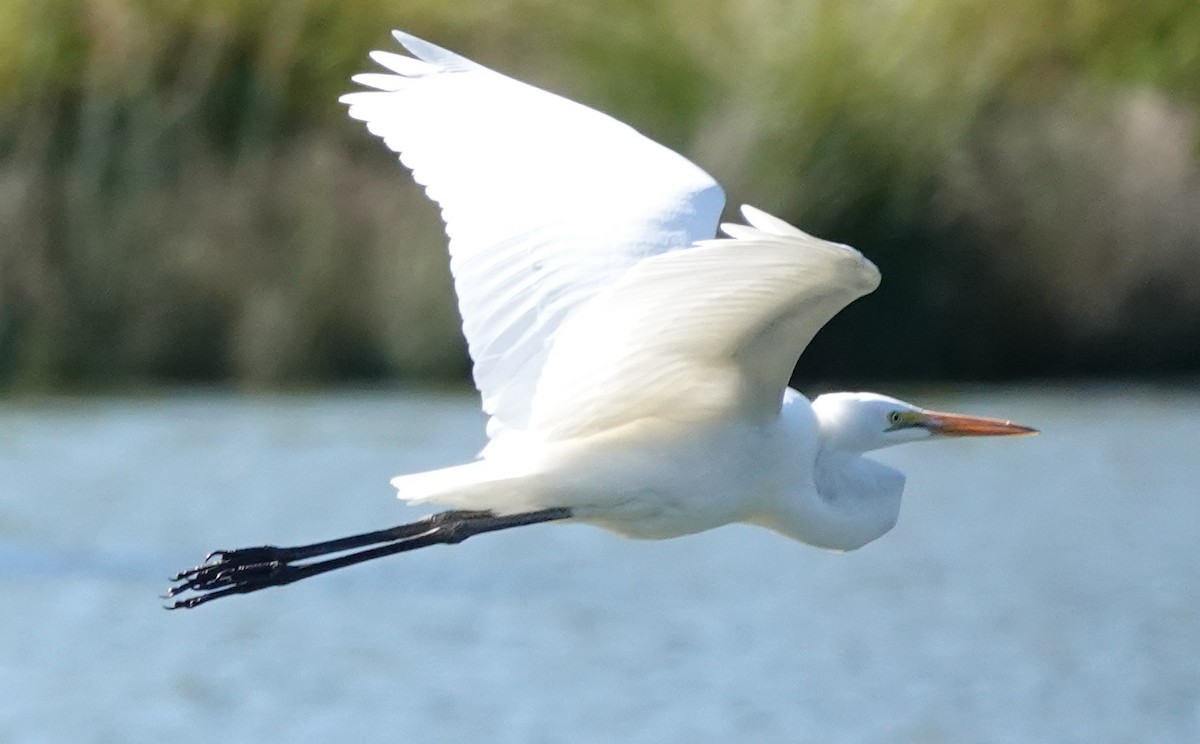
812,392 -> 1037,454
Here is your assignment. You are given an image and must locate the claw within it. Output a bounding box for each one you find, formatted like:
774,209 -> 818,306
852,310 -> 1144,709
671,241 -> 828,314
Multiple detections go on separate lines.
164,596 -> 198,610
171,558 -> 224,581
165,545 -> 291,609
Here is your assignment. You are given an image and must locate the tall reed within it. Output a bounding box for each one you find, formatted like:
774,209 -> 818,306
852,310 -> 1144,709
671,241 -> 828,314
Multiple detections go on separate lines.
1,0 -> 1197,389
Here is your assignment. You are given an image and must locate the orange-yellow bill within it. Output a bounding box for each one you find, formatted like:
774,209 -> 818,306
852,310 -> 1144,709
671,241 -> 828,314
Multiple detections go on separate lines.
920,410 -> 1038,437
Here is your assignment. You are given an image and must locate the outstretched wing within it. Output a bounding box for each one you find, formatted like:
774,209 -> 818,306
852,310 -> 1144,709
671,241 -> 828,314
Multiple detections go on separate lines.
340,31 -> 725,439
528,206 -> 881,439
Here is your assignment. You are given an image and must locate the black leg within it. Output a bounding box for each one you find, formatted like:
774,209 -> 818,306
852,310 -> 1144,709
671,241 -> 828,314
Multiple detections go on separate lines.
186,509 -> 496,568
164,507 -> 572,610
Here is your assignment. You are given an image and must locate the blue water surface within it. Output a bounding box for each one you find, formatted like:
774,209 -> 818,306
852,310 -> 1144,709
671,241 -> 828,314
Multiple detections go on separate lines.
0,387 -> 1196,743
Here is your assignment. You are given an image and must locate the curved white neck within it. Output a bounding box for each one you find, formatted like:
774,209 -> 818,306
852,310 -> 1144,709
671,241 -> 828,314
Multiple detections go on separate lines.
753,390 -> 905,551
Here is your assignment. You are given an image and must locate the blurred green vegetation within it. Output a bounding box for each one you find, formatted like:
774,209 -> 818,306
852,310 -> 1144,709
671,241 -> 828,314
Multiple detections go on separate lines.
1,0 -> 1199,391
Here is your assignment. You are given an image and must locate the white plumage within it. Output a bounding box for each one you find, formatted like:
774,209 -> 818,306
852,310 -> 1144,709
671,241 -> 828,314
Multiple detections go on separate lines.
342,31 -> 726,441
165,30 -> 1037,610
337,30 -> 1035,550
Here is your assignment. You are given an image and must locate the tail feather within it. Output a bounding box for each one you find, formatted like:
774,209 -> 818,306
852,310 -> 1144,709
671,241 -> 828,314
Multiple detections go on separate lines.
390,460 -> 544,514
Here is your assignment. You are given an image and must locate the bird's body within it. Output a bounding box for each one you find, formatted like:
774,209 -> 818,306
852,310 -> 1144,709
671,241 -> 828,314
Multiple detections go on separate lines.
166,30 -> 1035,608
394,388 -> 902,550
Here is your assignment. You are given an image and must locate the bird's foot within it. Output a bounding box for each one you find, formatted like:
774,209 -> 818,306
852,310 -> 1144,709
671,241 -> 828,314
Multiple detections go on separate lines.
163,508 -> 574,610
164,546 -> 296,609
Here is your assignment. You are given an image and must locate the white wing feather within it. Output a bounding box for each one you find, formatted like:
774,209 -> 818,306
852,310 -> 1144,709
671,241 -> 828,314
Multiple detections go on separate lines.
528,206 -> 881,439
340,31 -> 725,440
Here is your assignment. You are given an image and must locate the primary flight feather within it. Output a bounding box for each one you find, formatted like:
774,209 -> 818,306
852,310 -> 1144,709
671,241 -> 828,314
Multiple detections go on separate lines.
343,30 -> 727,440
166,30 -> 1035,609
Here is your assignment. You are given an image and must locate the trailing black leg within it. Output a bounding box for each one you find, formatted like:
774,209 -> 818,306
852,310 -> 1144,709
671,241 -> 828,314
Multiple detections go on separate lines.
164,507 -> 572,610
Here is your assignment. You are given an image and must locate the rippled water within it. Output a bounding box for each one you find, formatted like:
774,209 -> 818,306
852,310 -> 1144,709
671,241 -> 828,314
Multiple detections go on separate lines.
0,387 -> 1197,743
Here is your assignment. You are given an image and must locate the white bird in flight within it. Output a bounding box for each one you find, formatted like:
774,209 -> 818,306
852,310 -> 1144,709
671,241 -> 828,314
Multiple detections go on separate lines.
167,30 -> 1036,608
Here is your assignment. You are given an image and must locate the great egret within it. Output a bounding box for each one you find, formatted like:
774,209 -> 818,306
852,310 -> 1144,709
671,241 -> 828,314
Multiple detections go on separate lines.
166,31 -> 1035,609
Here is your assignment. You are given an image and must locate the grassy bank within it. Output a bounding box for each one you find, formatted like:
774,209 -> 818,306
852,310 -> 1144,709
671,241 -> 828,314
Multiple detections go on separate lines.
2,0 -> 1198,390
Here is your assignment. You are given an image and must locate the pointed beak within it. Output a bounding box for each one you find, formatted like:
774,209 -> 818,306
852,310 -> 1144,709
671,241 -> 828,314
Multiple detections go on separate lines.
920,410 -> 1038,437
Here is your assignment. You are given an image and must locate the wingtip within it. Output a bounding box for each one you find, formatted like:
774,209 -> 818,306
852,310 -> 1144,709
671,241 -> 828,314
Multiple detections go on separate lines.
737,205 -> 881,291
390,29 -> 425,50
717,221 -> 759,241
738,205 -> 811,239
859,255 -> 882,291
387,29 -> 478,72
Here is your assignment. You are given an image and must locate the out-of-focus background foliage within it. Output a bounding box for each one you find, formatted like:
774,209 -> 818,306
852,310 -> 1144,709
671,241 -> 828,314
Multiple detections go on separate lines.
4,8 -> 1198,740
3,0 -> 1199,391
